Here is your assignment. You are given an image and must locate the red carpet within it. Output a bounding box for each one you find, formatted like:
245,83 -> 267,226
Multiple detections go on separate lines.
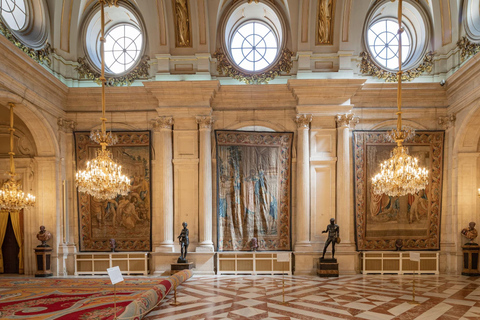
0,277 -> 174,319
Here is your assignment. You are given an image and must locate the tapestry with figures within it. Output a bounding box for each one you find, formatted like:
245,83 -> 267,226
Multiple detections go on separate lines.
353,131 -> 444,251
75,131 -> 151,251
216,131 -> 293,251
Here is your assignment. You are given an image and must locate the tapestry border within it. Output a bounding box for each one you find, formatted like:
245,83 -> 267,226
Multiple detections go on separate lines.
74,131 -> 152,252
353,130 -> 445,251
215,130 -> 294,252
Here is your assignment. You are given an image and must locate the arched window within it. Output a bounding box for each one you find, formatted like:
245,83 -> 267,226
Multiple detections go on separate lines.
104,24 -> 143,74
0,0 -> 27,31
367,19 -> 411,70
0,0 -> 49,50
463,0 -> 480,42
230,21 -> 278,72
364,0 -> 431,71
82,2 -> 146,76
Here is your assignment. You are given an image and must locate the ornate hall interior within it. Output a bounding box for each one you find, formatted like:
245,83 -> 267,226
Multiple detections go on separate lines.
1,0 -> 480,317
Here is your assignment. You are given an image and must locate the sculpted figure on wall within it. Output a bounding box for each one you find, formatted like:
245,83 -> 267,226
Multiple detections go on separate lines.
317,0 -> 334,45
173,0 -> 191,47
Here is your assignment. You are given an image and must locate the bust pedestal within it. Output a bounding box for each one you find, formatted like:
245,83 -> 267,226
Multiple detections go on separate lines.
462,244 -> 480,276
34,246 -> 53,277
317,258 -> 339,277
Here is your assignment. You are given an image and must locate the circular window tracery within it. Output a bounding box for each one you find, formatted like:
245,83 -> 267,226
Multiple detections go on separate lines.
230,21 -> 278,72
0,0 -> 27,31
104,24 -> 143,74
367,19 -> 411,70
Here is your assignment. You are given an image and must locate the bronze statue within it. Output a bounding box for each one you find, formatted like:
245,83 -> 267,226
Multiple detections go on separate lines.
321,218 -> 339,259
462,222 -> 478,245
36,226 -> 52,247
177,222 -> 189,263
109,238 -> 116,252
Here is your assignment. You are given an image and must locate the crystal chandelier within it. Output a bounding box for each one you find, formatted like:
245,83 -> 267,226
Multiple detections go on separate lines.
371,0 -> 428,197
0,103 -> 35,211
75,0 -> 130,201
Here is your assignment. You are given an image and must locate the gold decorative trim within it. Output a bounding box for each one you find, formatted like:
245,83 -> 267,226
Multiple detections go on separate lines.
75,55 -> 150,86
359,51 -> 434,82
213,47 -> 293,84
0,22 -> 52,66
457,36 -> 480,61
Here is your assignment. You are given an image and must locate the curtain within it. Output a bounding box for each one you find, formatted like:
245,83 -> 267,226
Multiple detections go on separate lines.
0,210 -> 9,273
10,210 -> 24,274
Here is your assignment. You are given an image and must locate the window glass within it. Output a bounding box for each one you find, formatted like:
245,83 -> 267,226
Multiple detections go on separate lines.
367,19 -> 410,70
230,21 -> 278,72
0,0 -> 27,31
104,24 -> 143,74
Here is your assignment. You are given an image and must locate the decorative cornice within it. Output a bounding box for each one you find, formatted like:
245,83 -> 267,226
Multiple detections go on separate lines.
75,55 -> 150,86
0,22 -> 52,66
57,118 -> 76,133
152,117 -> 174,131
336,113 -> 359,128
457,36 -> 480,61
438,114 -> 456,130
213,47 -> 293,84
295,114 -> 313,128
196,116 -> 214,130
359,51 -> 434,82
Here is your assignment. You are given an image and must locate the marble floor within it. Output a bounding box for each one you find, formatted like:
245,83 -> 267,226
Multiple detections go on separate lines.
145,274 -> 480,320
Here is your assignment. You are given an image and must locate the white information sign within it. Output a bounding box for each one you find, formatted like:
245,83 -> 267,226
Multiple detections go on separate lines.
107,266 -> 124,285
409,252 -> 420,262
277,252 -> 290,262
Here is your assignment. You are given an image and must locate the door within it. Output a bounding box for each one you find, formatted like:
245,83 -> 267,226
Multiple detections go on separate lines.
2,214 -> 19,274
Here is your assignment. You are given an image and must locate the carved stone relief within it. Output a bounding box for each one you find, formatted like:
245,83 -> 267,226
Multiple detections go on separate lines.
173,0 -> 192,47
316,0 -> 335,45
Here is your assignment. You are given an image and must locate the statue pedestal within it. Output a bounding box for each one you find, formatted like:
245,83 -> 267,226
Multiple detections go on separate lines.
462,244 -> 480,276
317,258 -> 338,277
171,262 -> 195,275
34,246 -> 53,277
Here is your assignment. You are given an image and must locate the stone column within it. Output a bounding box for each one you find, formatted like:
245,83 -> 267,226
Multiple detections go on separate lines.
335,113 -> 358,243
56,118 -> 77,275
295,114 -> 312,249
439,114 -> 458,273
152,117 -> 175,252
196,116 -> 214,252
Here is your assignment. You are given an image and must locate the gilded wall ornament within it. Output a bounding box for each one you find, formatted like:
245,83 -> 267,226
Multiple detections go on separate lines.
213,47 -> 293,84
316,0 -> 335,45
173,0 -> 192,47
0,22 -> 52,66
359,51 -> 434,82
457,36 -> 480,61
75,55 -> 150,86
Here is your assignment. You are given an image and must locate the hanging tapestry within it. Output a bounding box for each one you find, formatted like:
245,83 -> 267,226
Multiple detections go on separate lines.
216,130 -> 293,251
75,131 -> 151,252
353,131 -> 444,251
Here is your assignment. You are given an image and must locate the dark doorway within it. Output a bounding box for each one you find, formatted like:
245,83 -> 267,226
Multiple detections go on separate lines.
2,214 -> 19,274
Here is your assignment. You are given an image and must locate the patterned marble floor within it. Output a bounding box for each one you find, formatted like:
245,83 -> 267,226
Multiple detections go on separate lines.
144,274 -> 480,320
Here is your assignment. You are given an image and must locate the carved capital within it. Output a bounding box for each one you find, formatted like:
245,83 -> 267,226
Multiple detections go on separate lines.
196,116 -> 214,130
336,113 -> 359,128
57,118 -> 76,133
152,117 -> 174,131
438,114 -> 456,130
295,114 -> 313,129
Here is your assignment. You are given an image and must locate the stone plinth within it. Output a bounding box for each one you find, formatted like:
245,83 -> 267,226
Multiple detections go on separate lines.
317,258 -> 339,277
171,262 -> 195,274
35,246 -> 53,277
462,244 -> 480,276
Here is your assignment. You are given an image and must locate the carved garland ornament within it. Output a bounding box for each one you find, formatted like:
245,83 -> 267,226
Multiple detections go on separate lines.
75,55 -> 150,86
457,36 -> 480,61
359,51 -> 434,82
213,47 -> 293,84
0,22 -> 52,66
